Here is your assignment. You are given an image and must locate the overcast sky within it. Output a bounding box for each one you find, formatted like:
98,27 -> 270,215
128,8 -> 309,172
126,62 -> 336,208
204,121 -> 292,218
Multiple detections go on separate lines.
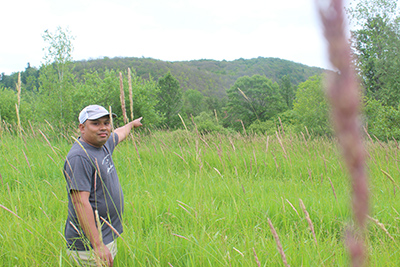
1,0 -> 352,75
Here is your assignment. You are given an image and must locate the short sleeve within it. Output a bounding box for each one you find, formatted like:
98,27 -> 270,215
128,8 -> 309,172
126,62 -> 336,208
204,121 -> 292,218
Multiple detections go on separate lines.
105,132 -> 119,153
64,155 -> 94,192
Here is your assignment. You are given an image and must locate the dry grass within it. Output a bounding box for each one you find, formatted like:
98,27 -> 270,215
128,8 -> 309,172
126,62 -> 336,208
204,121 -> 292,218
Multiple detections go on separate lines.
327,176 -> 337,200
285,199 -> 300,218
267,218 -> 289,267
119,72 -> 128,124
16,72 -> 22,135
128,68 -> 134,121
299,198 -> 317,246
252,247 -> 261,267
0,204 -> 22,220
367,216 -> 395,242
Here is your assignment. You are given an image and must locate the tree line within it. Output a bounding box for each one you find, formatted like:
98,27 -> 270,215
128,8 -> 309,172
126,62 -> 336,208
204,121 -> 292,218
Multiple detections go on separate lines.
1,0 -> 399,140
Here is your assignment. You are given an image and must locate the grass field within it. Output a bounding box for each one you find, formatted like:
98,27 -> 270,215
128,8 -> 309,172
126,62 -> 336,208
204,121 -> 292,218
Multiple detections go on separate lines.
1,125 -> 399,266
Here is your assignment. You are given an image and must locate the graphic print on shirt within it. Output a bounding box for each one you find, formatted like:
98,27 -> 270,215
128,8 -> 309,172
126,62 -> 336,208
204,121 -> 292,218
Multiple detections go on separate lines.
102,154 -> 115,174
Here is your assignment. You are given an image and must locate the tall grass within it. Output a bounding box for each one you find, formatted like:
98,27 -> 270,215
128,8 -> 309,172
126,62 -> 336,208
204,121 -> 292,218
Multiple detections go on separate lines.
0,126 -> 399,266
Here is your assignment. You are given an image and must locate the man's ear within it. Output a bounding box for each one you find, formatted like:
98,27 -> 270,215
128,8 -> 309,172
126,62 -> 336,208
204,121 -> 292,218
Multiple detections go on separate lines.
78,123 -> 85,134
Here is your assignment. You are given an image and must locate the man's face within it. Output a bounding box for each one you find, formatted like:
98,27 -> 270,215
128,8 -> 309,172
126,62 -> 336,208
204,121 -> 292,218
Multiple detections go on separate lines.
79,116 -> 111,147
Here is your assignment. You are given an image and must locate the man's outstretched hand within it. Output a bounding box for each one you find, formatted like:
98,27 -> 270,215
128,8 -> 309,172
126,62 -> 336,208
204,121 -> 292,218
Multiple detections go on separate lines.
132,117 -> 143,128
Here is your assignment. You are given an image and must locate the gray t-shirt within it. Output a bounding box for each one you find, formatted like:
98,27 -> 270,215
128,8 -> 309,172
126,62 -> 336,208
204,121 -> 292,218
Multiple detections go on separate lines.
64,133 -> 124,250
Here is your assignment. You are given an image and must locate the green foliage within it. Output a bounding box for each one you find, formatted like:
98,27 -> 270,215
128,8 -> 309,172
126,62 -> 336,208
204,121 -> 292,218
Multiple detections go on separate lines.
203,95 -> 227,116
36,27 -> 76,126
183,89 -> 204,117
364,97 -> 400,140
22,64 -> 40,92
192,111 -> 229,134
348,0 -> 400,107
72,57 -> 324,98
225,75 -> 285,131
1,53 -> 324,130
77,69 -> 162,126
157,72 -> 183,128
0,86 -> 32,125
127,72 -> 162,126
247,111 -> 297,136
0,64 -> 39,91
37,63 -> 77,125
0,72 -> 16,88
279,74 -> 295,109
42,26 -> 74,66
0,87 -> 18,123
248,119 -> 277,135
293,74 -> 332,136
274,109 -> 297,134
275,109 -> 296,126
76,69 -> 120,112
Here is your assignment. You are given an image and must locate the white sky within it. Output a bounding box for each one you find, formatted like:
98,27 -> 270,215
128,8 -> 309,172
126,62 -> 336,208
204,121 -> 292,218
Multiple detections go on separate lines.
1,0 -> 352,75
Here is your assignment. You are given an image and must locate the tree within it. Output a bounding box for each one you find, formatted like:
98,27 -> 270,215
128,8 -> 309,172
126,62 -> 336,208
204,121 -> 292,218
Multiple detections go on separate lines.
42,27 -> 74,68
203,94 -> 226,117
0,72 -> 19,89
122,71 -> 162,126
22,63 -> 39,92
348,0 -> 400,107
0,86 -> 18,124
37,27 -> 76,125
183,89 -> 204,118
363,97 -> 400,140
0,86 -> 32,125
225,75 -> 285,130
279,74 -> 294,109
157,72 -> 182,127
292,74 -> 332,136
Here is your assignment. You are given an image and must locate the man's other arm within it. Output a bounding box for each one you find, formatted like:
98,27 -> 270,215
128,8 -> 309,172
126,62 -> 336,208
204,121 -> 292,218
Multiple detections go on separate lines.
71,190 -> 113,266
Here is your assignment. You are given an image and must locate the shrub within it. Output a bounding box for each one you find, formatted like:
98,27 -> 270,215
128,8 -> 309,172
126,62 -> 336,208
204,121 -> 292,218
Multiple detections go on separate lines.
292,74 -> 332,136
248,120 -> 276,135
0,86 -> 32,125
192,112 -> 230,134
364,98 -> 400,140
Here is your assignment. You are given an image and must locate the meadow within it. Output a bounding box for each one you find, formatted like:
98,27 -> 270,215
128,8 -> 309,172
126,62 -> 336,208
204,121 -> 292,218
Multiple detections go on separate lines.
0,123 -> 399,266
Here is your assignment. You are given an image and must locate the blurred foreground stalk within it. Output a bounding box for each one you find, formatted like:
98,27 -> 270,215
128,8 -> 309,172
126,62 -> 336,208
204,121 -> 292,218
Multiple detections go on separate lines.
317,0 -> 369,266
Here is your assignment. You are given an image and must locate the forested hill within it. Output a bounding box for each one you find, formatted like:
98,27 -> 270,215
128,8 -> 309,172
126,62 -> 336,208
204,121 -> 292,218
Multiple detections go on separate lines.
73,56 -> 325,97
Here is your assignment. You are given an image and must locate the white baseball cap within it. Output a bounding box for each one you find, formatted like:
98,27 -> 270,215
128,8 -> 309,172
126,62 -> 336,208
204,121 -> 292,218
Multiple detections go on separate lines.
78,105 -> 116,124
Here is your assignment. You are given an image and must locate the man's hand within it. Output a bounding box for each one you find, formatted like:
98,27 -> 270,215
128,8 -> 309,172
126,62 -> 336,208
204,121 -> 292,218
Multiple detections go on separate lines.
94,243 -> 113,267
115,117 -> 143,143
132,117 -> 143,128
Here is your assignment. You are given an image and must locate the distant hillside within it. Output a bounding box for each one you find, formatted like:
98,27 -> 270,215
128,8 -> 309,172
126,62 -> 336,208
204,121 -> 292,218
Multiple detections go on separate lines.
73,57 -> 325,98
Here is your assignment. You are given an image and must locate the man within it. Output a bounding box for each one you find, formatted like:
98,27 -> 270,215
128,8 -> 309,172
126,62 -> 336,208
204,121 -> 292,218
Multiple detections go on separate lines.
63,105 -> 142,266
